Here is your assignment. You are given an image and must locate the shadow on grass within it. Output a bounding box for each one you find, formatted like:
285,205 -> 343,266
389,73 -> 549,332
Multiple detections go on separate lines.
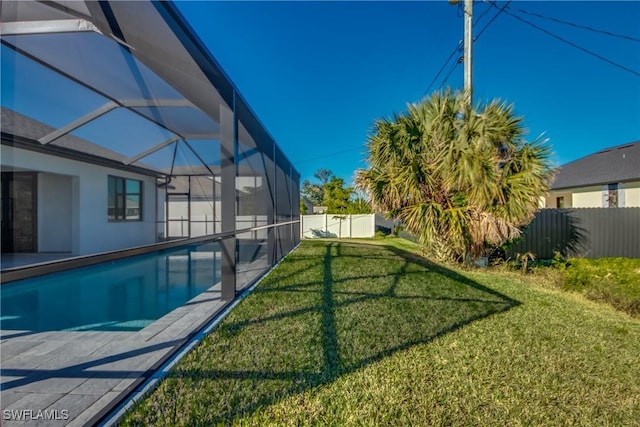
128,240 -> 520,425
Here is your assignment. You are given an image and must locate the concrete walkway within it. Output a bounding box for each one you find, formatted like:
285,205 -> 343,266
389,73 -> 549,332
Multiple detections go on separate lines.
1,284 -> 227,426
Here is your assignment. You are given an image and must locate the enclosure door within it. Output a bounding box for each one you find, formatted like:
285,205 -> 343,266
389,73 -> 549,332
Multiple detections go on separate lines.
1,172 -> 37,253
166,193 -> 190,239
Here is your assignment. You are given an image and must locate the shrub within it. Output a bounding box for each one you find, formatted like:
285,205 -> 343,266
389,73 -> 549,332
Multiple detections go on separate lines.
561,258 -> 640,317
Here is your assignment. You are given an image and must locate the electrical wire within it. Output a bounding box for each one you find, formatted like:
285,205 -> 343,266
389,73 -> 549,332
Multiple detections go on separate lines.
434,0 -> 510,91
425,0 -> 503,96
474,1 -> 494,28
425,41 -> 463,95
296,145 -> 364,165
488,1 -> 640,77
474,0 -> 511,41
306,15 -> 495,166
502,4 -> 640,43
296,3 -> 523,171
438,58 -> 461,91
306,2 -> 640,168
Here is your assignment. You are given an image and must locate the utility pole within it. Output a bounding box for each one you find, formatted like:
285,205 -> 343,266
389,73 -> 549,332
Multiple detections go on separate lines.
449,0 -> 473,107
463,0 -> 473,107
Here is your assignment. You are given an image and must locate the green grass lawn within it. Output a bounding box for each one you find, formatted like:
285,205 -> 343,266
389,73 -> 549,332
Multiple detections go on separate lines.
123,239 -> 640,426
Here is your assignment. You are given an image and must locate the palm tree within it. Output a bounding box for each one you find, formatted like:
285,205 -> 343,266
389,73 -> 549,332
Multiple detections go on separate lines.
355,91 -> 553,262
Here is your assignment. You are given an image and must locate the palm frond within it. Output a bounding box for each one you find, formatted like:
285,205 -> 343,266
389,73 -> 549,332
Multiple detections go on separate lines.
359,89 -> 553,262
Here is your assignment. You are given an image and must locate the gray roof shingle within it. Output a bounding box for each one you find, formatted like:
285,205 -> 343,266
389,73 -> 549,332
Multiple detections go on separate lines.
551,141 -> 640,190
1,107 -> 129,163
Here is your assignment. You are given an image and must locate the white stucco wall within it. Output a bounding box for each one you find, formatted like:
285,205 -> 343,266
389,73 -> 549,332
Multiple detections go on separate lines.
544,191 -> 573,208
548,181 -> 640,208
2,145 -> 157,255
570,186 -> 603,208
623,181 -> 640,207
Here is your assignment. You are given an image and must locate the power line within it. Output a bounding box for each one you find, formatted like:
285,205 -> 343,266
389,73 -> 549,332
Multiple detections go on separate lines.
425,41 -> 463,95
435,1 -> 511,92
503,4 -> 640,43
474,0 -> 511,42
425,1 -> 477,96
438,58 -> 460,91
474,2 -> 494,28
425,1 -> 505,97
489,1 -> 640,78
296,145 -> 364,165
426,1 -> 490,96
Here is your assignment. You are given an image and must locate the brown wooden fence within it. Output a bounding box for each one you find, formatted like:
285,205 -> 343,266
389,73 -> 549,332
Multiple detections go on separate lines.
506,208 -> 640,259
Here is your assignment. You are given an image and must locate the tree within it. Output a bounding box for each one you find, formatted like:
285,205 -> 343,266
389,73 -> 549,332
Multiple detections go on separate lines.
301,169 -> 334,205
349,195 -> 373,215
355,91 -> 552,262
314,168 -> 333,184
301,169 -> 373,215
323,176 -> 353,213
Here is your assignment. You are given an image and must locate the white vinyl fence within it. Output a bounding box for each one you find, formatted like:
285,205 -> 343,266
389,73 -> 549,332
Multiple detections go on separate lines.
301,214 -> 375,239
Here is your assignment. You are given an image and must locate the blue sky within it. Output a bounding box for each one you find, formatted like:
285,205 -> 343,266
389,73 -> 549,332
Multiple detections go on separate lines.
177,1 -> 640,185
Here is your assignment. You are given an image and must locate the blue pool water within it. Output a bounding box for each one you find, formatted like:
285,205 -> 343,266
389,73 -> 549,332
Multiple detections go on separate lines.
0,243 -> 220,332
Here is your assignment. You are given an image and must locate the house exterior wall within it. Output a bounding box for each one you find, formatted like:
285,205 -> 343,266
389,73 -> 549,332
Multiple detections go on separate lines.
624,181 -> 640,207
546,181 -> 640,208
544,191 -> 573,208
570,186 -> 603,208
1,145 -> 157,255
538,196 -> 546,208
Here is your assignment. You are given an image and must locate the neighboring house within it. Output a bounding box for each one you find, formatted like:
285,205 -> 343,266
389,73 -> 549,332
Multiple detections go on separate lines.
312,205 -> 328,214
374,214 -> 397,234
544,141 -> 640,208
301,197 -> 314,214
299,198 -> 327,214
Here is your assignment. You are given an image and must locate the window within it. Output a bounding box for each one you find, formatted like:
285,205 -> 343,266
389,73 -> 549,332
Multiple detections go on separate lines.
108,176 -> 142,220
607,184 -> 618,208
556,196 -> 565,208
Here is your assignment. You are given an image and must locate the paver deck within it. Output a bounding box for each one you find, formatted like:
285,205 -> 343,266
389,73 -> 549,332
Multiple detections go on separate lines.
1,283 -> 227,426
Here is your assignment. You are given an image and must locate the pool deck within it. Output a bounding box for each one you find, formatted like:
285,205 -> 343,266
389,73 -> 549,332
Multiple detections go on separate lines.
1,282 -> 228,426
1,253 -> 75,270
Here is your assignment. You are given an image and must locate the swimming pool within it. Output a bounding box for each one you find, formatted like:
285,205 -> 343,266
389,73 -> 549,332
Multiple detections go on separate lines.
0,242 -> 220,332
